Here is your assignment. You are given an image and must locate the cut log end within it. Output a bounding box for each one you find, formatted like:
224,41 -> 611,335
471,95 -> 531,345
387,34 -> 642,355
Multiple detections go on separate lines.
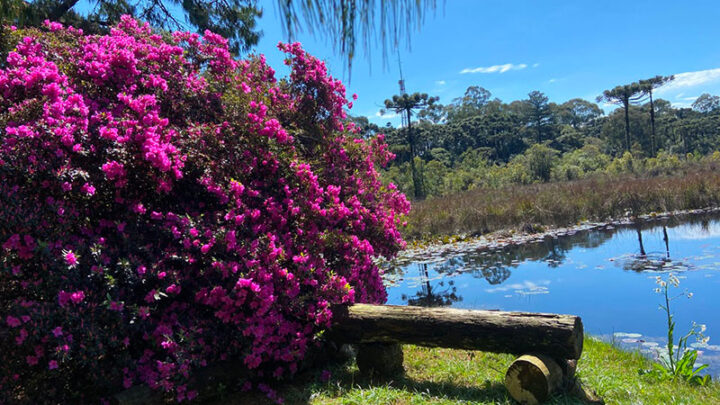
505,354 -> 563,405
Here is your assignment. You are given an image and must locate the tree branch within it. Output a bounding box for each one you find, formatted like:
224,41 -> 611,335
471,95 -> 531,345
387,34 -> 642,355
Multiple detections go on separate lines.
48,0 -> 81,21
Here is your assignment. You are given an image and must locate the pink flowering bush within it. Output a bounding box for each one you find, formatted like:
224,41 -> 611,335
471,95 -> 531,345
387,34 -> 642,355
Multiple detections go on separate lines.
0,18 -> 409,403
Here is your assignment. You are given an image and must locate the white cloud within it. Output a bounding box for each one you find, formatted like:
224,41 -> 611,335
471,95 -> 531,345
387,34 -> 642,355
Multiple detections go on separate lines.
460,63 -> 528,74
548,78 -> 557,83
656,68 -> 720,94
533,63 -> 540,68
673,223 -> 720,240
485,280 -> 550,293
679,95 -> 699,101
435,80 -> 446,86
375,111 -> 398,119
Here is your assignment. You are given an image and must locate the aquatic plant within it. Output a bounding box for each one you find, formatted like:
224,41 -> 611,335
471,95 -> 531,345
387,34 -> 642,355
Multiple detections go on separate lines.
641,273 -> 712,386
0,18 -> 409,403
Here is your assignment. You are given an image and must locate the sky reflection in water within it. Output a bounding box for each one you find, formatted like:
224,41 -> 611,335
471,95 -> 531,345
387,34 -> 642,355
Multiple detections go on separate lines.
384,216 -> 720,375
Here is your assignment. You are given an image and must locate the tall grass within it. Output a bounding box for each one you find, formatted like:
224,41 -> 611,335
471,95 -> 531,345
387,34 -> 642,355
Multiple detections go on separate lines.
405,168 -> 720,240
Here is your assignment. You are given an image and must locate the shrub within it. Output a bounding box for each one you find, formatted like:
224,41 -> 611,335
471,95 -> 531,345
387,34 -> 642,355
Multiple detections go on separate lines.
514,143 -> 559,183
0,18 -> 409,403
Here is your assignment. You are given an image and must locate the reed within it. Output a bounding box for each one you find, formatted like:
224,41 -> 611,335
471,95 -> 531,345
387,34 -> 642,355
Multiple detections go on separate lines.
405,168 -> 720,240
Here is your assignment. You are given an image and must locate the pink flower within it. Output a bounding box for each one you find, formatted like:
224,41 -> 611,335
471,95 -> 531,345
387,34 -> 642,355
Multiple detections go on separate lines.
70,291 -> 85,304
52,326 -> 63,337
43,20 -> 63,31
166,284 -> 180,294
64,250 -> 78,266
6,316 -> 21,328
48,360 -> 59,370
102,161 -> 126,179
15,328 -> 28,345
81,183 -> 96,196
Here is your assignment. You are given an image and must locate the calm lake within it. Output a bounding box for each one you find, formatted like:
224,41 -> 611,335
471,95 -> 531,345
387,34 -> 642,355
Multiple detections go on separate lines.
384,214 -> 720,376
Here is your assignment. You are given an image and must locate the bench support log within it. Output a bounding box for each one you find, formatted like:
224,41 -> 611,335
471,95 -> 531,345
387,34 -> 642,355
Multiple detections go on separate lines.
356,343 -> 404,378
505,355 -> 603,405
505,354 -> 564,405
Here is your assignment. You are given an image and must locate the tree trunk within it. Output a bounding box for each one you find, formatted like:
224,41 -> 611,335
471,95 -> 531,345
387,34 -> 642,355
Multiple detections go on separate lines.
48,0 -> 81,21
636,226 -> 646,257
623,98 -> 631,152
406,109 -> 423,199
649,91 -> 657,155
328,304 -> 583,360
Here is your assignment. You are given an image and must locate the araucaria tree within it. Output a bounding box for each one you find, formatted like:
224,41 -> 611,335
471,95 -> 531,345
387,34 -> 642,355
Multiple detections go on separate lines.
383,92 -> 438,199
597,84 -> 644,152
637,75 -> 674,155
0,18 -> 409,403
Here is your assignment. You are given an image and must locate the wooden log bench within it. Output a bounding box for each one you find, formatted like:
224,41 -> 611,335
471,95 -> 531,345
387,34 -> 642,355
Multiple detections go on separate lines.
328,304 -> 602,405
114,303 -> 602,405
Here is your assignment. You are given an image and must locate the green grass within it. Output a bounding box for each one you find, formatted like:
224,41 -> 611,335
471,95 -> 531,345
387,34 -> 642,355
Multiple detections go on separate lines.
217,337 -> 720,404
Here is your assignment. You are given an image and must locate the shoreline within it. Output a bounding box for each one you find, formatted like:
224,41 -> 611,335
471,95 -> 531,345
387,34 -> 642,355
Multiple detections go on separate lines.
397,205 -> 720,262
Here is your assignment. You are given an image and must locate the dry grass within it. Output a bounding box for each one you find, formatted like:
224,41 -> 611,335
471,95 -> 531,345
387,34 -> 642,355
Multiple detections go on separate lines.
404,169 -> 720,240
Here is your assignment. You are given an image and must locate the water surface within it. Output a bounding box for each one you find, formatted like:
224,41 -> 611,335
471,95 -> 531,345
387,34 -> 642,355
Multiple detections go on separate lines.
384,215 -> 720,376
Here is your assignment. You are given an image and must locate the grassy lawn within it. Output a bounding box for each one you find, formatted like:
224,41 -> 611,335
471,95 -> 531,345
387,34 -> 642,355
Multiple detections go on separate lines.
222,337 -> 720,405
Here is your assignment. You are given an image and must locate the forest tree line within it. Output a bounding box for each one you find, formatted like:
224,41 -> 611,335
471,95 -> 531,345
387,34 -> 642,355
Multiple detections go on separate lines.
352,80 -> 720,199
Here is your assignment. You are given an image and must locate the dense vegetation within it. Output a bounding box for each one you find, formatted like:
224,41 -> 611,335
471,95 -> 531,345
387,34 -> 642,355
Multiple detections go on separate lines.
406,163 -> 720,240
365,84 -> 720,199
0,19 -> 408,403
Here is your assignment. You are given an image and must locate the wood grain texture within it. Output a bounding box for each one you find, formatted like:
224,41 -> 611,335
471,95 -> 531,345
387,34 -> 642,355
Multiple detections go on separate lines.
505,354 -> 564,405
328,304 -> 583,360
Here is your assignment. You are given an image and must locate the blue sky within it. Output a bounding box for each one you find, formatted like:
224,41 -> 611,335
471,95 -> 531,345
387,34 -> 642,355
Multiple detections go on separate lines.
75,0 -> 720,126
250,0 -> 720,126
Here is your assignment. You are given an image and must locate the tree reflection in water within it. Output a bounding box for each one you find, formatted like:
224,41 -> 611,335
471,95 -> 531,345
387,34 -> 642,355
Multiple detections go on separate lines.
401,263 -> 462,307
394,213 -> 720,306
620,219 -> 701,272
431,230 -> 616,287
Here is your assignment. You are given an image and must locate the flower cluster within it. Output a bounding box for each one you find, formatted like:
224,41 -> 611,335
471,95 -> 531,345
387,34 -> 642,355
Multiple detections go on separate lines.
0,17 -> 408,403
